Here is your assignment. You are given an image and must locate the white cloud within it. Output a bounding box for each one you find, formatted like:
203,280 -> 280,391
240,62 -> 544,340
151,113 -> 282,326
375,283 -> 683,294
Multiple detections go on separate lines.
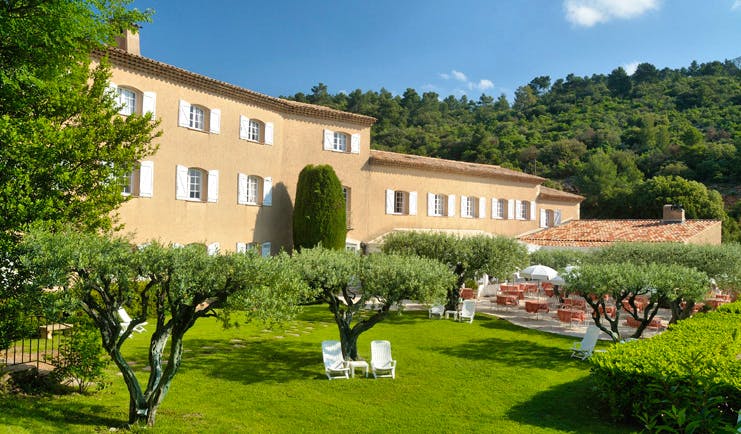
564,0 -> 660,27
477,79 -> 495,91
451,70 -> 468,82
439,73 -> 450,80
623,61 -> 640,75
733,0 -> 741,10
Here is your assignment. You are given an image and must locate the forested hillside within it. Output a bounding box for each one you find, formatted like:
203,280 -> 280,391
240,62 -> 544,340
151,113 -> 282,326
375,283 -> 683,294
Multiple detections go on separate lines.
285,60 -> 741,242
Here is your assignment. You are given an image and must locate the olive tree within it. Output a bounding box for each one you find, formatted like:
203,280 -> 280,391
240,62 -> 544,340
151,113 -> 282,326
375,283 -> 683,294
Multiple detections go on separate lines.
21,229 -> 307,427
565,263 -> 708,342
382,232 -> 528,310
292,247 -> 454,360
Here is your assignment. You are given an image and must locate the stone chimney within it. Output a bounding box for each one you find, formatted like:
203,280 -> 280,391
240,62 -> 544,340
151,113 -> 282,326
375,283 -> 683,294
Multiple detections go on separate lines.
662,204 -> 685,224
115,27 -> 140,55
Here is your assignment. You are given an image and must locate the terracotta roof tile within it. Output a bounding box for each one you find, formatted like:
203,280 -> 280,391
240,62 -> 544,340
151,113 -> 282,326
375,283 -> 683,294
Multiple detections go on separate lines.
369,150 -> 545,184
97,48 -> 377,127
519,219 -> 721,247
538,186 -> 584,202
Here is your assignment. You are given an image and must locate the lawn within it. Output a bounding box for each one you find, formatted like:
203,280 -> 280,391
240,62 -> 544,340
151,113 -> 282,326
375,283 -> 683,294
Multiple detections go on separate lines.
1,306 -> 636,433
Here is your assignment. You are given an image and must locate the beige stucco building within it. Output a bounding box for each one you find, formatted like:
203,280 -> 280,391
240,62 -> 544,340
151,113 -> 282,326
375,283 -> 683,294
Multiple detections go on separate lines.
104,34 -> 583,255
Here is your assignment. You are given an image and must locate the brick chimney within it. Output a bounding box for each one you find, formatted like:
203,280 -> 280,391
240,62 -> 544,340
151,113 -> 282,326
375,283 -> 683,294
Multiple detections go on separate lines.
662,204 -> 685,224
115,27 -> 140,55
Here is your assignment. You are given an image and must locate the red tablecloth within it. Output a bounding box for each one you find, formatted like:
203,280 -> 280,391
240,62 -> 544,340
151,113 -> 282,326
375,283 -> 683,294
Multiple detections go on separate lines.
625,316 -> 663,329
621,299 -> 647,312
563,298 -> 586,309
525,300 -> 549,313
544,288 -> 555,297
523,282 -> 539,293
501,289 -> 525,300
500,284 -> 522,292
496,294 -> 518,307
557,308 -> 585,323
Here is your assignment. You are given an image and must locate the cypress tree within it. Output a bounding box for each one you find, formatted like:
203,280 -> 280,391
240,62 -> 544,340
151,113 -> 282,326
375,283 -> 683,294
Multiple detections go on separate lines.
292,164 -> 346,250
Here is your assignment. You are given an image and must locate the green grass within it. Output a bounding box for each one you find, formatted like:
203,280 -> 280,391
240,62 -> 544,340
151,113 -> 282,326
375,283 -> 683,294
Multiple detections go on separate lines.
1,307 -> 635,433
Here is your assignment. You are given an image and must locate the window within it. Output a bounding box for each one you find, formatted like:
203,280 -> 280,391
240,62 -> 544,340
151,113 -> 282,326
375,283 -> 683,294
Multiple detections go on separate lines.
188,168 -> 203,200
493,198 -> 506,219
519,200 -> 530,220
179,100 -> 219,133
333,132 -> 347,152
121,171 -> 134,196
462,196 -> 476,218
238,173 -> 272,206
121,161 -> 154,198
394,191 -> 405,214
248,120 -> 261,142
540,209 -> 562,228
118,88 -> 137,116
189,105 -> 205,130
427,193 -> 446,217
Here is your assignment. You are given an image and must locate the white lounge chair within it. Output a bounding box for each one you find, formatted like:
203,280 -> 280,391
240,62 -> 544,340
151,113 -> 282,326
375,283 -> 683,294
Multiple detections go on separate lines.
321,340 -> 350,380
459,300 -> 476,323
370,340 -> 396,379
117,307 -> 147,336
570,325 -> 604,360
428,305 -> 445,319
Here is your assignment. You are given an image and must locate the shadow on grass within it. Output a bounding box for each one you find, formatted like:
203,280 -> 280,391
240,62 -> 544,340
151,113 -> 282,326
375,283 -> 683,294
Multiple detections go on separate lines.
1,395 -> 122,429
432,336 -> 576,370
179,338 -> 324,384
506,377 -> 638,433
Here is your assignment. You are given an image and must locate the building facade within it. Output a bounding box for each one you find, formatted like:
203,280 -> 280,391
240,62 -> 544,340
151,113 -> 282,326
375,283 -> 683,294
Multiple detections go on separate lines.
104,34 -> 583,254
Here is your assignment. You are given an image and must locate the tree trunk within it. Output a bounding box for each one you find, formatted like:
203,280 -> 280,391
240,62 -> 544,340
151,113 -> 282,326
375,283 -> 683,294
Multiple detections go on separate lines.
446,262 -> 465,310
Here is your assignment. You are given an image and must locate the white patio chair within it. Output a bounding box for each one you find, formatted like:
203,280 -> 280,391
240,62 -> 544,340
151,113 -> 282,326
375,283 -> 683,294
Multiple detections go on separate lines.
570,324 -> 604,360
117,307 -> 147,336
370,340 -> 396,379
459,300 -> 476,323
428,305 -> 445,319
321,340 -> 350,380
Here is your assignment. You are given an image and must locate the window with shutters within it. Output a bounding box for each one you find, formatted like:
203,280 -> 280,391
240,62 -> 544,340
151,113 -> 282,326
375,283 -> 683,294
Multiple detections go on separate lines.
333,132 -> 347,152
117,87 -> 137,116
238,173 -> 271,207
121,171 -> 135,196
121,161 -> 154,198
240,116 -> 273,144
189,105 -> 205,130
246,175 -> 261,205
462,196 -> 477,218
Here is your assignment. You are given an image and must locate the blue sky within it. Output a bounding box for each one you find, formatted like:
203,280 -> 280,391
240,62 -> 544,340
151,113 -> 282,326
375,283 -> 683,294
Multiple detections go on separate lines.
131,0 -> 741,101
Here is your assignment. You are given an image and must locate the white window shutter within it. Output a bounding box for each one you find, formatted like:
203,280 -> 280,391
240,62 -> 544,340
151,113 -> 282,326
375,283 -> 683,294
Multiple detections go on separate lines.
237,173 -> 248,205
409,191 -> 418,216
507,199 -> 515,220
460,195 -> 468,217
239,115 -> 250,140
139,161 -> 154,198
540,209 -> 547,228
263,177 -> 273,206
515,200 -> 522,220
209,108 -> 221,134
447,195 -> 456,217
142,91 -> 156,118
178,100 -> 190,127
555,209 -> 562,225
265,122 -> 274,145
530,201 -> 537,221
176,165 -> 188,200
491,198 -> 498,219
350,133 -> 360,154
385,189 -> 395,214
261,242 -> 271,257
479,197 -> 486,219
236,242 -> 246,253
323,129 -> 334,150
427,193 -> 435,216
207,169 -> 219,203
207,242 -> 220,256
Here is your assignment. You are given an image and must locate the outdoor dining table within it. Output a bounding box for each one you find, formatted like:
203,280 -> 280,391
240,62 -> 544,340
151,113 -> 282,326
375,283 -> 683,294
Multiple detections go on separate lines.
496,294 -> 518,308
499,283 -> 522,292
523,282 -> 539,293
563,297 -> 586,309
501,289 -> 525,300
557,308 -> 585,324
705,298 -> 728,309
544,288 -> 555,297
621,298 -> 647,312
524,300 -> 549,314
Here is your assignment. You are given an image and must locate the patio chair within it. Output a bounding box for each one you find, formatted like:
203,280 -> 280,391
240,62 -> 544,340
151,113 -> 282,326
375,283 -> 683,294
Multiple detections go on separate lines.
428,305 -> 445,319
570,325 -> 604,360
321,340 -> 350,380
117,307 -> 147,336
370,340 -> 396,379
459,300 -> 476,323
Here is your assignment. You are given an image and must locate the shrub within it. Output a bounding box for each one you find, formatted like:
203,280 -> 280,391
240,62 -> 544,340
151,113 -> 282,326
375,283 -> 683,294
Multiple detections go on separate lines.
529,248 -> 592,270
589,302 -> 741,431
49,315 -> 109,393
292,165 -> 346,251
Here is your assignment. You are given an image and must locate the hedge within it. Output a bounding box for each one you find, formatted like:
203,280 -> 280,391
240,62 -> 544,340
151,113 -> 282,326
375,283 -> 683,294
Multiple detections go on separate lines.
589,301 -> 741,432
